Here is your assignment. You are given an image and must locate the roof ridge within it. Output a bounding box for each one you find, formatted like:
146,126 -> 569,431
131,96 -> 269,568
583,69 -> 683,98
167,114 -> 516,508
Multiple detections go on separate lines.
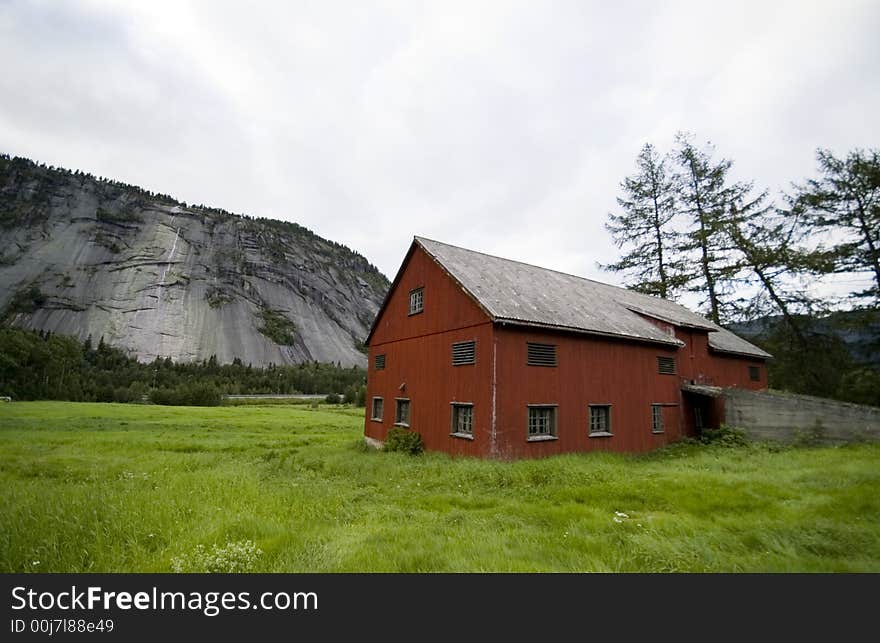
412,236 -> 771,359
415,235 -> 630,290
415,236 -> 704,315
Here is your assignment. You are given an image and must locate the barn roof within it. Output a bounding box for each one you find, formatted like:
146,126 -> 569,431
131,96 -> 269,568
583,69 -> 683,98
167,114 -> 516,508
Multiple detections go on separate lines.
414,237 -> 771,359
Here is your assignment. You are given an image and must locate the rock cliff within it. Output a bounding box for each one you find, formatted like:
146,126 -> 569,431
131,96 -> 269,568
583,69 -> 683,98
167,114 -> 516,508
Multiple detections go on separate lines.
0,155 -> 388,367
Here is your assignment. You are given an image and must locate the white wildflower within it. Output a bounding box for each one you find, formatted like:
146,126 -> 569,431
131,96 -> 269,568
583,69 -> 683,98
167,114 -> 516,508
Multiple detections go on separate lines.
171,539 -> 263,573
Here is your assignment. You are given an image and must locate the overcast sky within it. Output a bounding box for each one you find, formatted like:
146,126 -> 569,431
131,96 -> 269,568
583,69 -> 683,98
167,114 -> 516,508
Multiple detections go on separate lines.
2,0 -> 878,289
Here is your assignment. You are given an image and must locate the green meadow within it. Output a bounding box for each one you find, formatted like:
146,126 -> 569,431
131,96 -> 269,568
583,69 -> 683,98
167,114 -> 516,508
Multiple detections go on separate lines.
1,401 -> 878,572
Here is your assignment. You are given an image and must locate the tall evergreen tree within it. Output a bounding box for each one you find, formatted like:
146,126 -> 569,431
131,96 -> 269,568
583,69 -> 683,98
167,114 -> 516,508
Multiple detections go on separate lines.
672,132 -> 752,324
602,143 -> 684,298
724,196 -> 835,348
791,148 -> 880,303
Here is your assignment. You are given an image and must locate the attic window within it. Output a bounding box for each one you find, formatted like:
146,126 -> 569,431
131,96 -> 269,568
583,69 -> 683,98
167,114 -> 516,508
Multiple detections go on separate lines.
748,366 -> 761,382
374,354 -> 386,370
527,342 -> 557,367
452,341 -> 476,366
657,356 -> 676,375
409,288 -> 424,315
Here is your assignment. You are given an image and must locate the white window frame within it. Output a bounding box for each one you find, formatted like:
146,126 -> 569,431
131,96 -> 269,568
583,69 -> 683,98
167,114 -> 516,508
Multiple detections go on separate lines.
394,398 -> 411,427
408,287 -> 424,316
527,404 -> 558,441
589,404 -> 612,437
450,402 -> 474,439
651,404 -> 664,434
371,397 -> 384,422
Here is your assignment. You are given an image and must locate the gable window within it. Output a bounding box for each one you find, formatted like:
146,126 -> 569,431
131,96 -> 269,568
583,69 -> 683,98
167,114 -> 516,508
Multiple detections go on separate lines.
452,340 -> 476,366
527,405 -> 557,440
657,356 -> 676,375
651,404 -> 664,434
394,398 -> 410,427
527,342 -> 557,367
371,397 -> 384,421
409,287 -> 424,315
589,405 -> 612,437
374,354 -> 386,370
748,366 -> 761,382
450,403 -> 474,438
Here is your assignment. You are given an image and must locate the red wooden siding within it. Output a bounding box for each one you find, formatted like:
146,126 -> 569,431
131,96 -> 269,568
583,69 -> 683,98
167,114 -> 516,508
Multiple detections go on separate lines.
492,326 -> 685,458
365,245 -> 494,456
365,324 -> 493,456
369,246 -> 489,347
674,328 -> 765,390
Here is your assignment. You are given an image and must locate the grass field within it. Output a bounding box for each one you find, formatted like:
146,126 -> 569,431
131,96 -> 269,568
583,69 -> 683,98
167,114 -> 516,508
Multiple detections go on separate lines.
1,401 -> 879,572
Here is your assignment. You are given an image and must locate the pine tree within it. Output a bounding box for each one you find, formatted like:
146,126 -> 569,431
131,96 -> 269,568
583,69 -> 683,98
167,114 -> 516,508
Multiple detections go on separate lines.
602,143 -> 685,298
672,132 -> 752,324
791,148 -> 880,303
724,197 -> 833,342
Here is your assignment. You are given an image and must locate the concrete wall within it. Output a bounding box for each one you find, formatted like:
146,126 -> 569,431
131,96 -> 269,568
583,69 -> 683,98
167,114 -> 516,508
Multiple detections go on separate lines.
723,388 -> 880,444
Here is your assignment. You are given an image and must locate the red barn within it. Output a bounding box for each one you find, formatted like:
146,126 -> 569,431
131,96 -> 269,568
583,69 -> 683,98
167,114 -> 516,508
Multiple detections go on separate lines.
364,237 -> 770,458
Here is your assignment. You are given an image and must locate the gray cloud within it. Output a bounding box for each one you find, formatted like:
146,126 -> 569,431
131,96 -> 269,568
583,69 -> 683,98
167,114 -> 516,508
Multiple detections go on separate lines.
1,0 -> 877,289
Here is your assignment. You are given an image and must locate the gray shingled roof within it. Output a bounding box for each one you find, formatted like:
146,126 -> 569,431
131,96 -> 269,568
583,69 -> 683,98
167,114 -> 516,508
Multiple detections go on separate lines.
416,237 -> 771,359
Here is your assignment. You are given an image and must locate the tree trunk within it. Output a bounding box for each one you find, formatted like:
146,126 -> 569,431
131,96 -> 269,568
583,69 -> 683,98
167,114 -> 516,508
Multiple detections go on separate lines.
687,157 -> 720,323
651,188 -> 669,299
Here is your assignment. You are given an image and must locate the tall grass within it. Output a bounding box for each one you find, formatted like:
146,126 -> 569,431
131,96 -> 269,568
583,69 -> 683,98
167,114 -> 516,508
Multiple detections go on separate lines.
1,401 -> 878,572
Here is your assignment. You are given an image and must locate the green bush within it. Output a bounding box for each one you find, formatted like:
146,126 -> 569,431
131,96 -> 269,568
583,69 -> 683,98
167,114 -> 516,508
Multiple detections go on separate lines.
325,393 -> 341,404
700,425 -> 748,447
149,383 -> 221,406
185,382 -> 222,406
257,309 -> 297,345
342,386 -> 356,405
384,427 -> 424,455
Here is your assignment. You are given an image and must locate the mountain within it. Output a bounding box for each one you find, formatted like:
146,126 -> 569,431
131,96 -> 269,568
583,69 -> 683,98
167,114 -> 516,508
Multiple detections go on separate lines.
0,154 -> 389,367
727,310 -> 880,368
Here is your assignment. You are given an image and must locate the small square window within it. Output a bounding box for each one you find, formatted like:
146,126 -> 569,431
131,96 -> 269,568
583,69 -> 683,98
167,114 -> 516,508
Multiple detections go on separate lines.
409,288 -> 424,315
371,397 -> 384,421
451,403 -> 474,437
651,404 -> 664,434
374,354 -> 386,370
589,405 -> 612,436
395,398 -> 410,426
748,366 -> 760,382
527,406 -> 557,440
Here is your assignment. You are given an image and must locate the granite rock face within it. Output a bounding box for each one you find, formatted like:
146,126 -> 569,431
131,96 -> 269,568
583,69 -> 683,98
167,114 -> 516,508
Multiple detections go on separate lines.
0,156 -> 388,367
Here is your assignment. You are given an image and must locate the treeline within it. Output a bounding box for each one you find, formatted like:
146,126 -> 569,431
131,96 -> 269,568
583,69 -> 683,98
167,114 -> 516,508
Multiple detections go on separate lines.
0,327 -> 367,405
605,136 -> 879,403
0,153 -> 386,282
